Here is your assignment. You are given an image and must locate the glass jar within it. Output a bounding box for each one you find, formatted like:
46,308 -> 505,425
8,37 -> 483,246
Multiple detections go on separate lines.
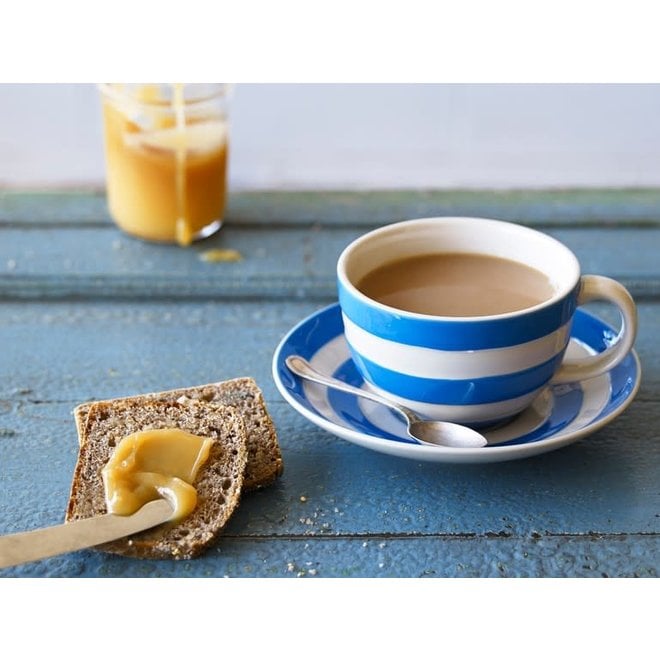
99,83 -> 231,245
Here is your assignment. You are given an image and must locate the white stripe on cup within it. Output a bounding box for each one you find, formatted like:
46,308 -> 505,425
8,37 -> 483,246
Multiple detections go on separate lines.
342,314 -> 571,379
364,379 -> 544,425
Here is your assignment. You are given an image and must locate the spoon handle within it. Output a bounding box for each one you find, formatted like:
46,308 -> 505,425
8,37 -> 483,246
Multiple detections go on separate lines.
285,355 -> 416,424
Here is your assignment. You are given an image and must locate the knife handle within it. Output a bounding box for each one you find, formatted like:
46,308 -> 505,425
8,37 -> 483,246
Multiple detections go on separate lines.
0,499 -> 173,570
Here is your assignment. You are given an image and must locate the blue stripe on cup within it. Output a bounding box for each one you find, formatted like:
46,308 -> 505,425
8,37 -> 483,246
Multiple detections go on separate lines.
349,349 -> 565,405
338,279 -> 581,351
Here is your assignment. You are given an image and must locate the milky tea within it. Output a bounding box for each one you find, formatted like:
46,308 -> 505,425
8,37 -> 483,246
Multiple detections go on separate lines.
356,252 -> 556,317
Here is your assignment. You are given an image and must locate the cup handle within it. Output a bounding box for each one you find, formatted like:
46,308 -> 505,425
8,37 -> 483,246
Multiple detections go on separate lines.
552,275 -> 638,384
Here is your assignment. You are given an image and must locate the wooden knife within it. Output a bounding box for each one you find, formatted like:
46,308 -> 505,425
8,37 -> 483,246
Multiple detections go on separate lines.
0,499 -> 174,569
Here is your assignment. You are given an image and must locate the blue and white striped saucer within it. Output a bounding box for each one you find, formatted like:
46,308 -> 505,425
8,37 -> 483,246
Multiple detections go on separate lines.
272,303 -> 641,464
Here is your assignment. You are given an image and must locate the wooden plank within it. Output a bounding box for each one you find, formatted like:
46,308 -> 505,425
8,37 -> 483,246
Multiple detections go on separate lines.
1,226 -> 659,301
1,397 -> 658,579
0,398 -> 657,540
0,190 -> 110,227
0,301 -> 322,402
227,189 -> 660,228
2,189 -> 660,228
1,536 -> 657,578
0,301 -> 657,401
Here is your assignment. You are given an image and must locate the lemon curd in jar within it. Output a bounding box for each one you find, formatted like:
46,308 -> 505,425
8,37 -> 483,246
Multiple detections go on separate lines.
100,84 -> 229,245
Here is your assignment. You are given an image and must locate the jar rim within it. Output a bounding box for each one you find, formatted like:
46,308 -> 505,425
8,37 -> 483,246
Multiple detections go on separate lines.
98,83 -> 231,107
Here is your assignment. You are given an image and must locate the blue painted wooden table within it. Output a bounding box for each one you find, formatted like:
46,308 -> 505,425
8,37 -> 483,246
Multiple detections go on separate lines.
0,189 -> 658,578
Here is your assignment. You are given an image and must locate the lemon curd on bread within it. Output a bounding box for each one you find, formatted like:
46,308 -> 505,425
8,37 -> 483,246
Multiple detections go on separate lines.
102,428 -> 214,522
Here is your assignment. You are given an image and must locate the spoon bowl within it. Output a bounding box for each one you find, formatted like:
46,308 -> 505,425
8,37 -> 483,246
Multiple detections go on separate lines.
285,355 -> 488,449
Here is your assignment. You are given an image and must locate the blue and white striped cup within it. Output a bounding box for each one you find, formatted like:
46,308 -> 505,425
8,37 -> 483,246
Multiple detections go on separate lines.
337,217 -> 637,426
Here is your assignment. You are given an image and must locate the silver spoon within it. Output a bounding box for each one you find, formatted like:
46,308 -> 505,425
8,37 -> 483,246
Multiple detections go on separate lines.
285,355 -> 488,449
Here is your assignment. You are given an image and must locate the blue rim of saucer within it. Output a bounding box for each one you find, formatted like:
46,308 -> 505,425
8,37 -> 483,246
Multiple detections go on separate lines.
272,303 -> 641,463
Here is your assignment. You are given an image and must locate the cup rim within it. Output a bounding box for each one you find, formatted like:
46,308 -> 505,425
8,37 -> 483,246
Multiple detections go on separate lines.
337,216 -> 582,322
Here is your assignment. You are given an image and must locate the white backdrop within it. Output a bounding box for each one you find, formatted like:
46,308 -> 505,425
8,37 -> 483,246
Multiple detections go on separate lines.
1,83 -> 659,189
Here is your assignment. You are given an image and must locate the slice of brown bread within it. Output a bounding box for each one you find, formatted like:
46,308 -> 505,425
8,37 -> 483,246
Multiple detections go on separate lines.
66,398 -> 248,560
73,377 -> 282,491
